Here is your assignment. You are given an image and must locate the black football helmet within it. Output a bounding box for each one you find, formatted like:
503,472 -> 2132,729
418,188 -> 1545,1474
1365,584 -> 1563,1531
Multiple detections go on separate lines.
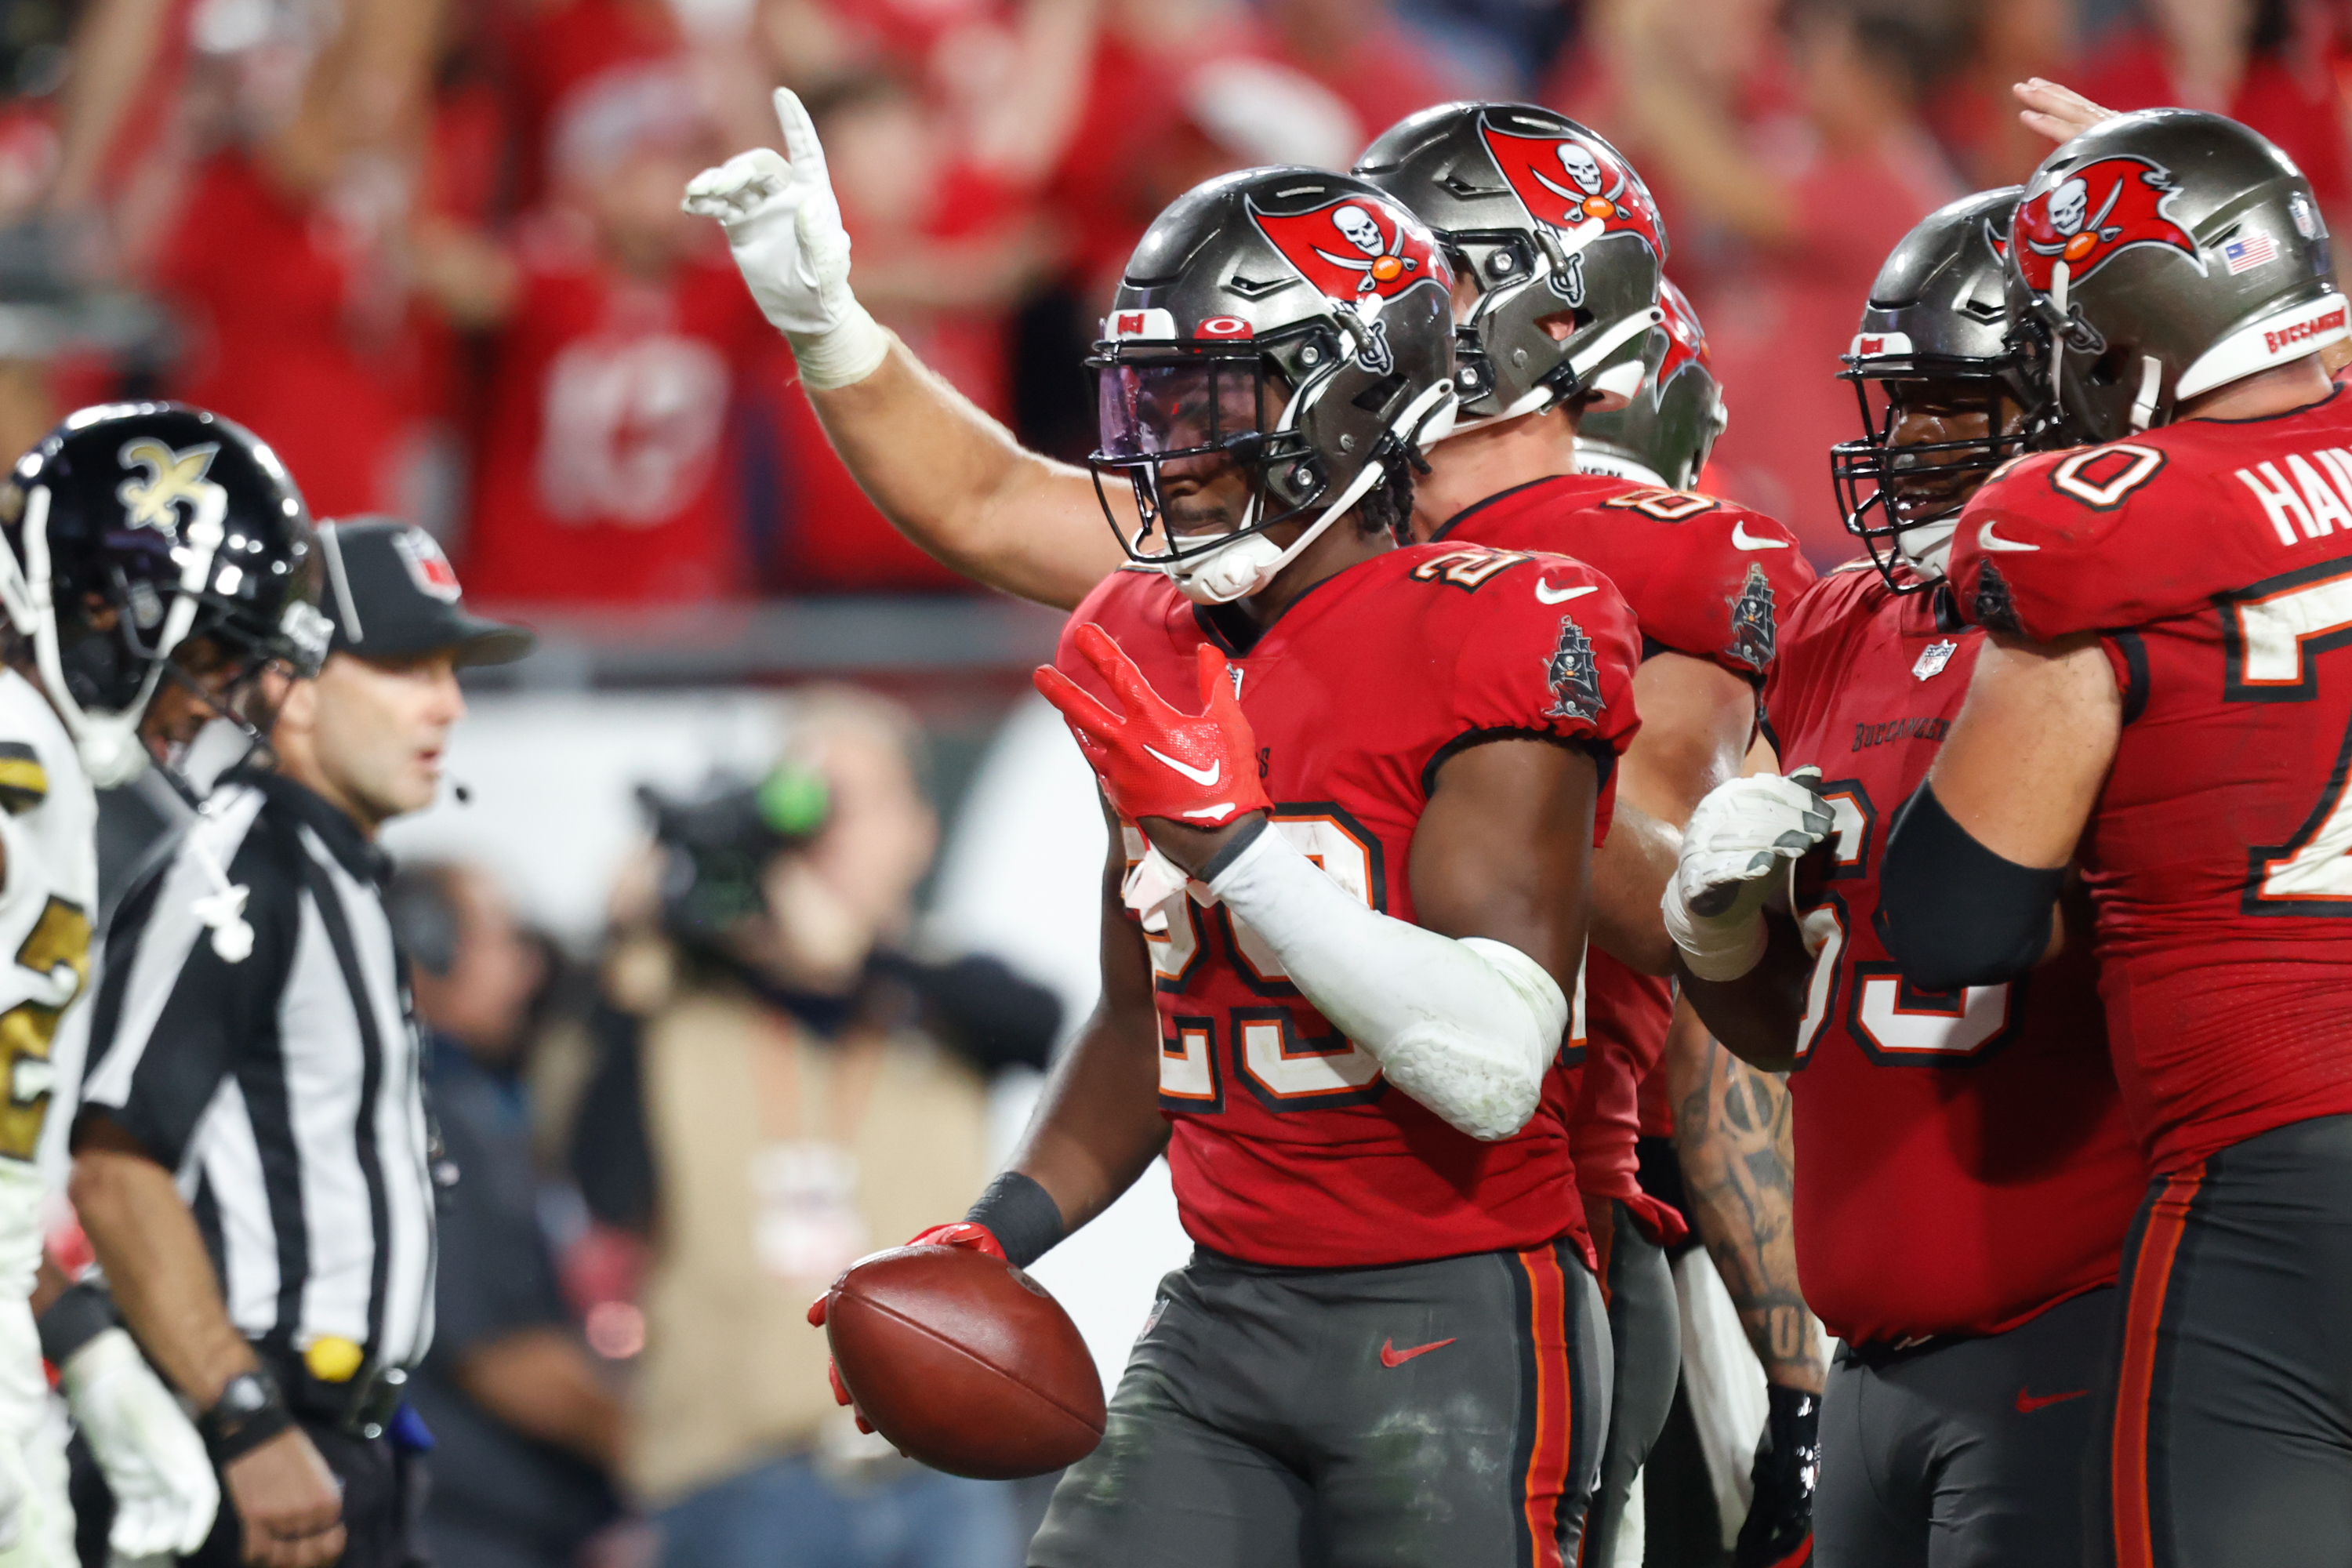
1088,167 -> 1458,604
2010,109 -> 2342,441
1831,189 -> 2057,590
0,404 -> 328,784
1577,278 -> 1727,492
1355,103 -> 1665,433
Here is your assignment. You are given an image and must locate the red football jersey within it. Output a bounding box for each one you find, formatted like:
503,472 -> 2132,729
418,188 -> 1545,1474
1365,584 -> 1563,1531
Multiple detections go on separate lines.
1948,390 -> 2352,1173
1058,543 -> 1644,1270
1767,564 -> 2143,1344
462,220 -> 772,604
1439,474 -> 1817,1239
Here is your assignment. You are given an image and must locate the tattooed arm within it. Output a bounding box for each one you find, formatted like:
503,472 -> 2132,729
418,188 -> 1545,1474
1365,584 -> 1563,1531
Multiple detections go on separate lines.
1664,996 -> 1823,1393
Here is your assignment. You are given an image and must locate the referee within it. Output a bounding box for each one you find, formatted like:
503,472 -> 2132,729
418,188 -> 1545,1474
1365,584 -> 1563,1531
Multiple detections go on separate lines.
67,521 -> 531,1568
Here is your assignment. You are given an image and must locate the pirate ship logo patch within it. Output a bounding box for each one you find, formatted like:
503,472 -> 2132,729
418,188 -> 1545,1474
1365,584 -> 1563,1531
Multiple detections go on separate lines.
1545,615 -> 1604,722
1726,563 -> 1777,671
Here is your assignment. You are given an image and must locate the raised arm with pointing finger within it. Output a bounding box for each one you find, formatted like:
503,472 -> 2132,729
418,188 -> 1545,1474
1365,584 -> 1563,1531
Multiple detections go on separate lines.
684,89 -> 1119,610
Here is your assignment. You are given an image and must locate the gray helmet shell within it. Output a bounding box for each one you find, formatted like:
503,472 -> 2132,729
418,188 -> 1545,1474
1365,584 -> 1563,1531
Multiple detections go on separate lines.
1834,188 -> 2050,591
1091,167 -> 1458,603
2011,109 -> 2343,441
1577,278 -> 1726,492
1356,103 -> 1664,429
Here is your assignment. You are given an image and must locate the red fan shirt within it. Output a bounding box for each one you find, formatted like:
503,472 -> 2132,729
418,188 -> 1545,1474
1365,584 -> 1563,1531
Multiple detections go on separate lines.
1437,474 -> 1818,1242
1947,387 -> 2352,1173
1766,563 -> 2143,1345
461,221 -> 771,604
1058,543 -> 1643,1269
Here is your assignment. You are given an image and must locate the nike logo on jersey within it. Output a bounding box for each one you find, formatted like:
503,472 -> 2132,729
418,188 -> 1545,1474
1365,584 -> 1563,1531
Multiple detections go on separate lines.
1142,746 -> 1220,787
1379,1337 -> 1457,1368
1976,521 -> 2040,553
1730,520 -> 1789,551
2014,1386 -> 2090,1414
1535,580 -> 1598,604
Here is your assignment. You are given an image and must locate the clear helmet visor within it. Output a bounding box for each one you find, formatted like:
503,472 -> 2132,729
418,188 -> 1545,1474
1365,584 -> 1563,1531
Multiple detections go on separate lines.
1094,359 -> 1266,459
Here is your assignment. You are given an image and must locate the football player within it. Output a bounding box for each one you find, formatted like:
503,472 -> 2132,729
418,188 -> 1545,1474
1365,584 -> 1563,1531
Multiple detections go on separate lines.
1875,110 -> 2352,1563
869,166 -> 1639,1562
0,404 -> 328,1566
1663,189 -> 2150,1566
686,96 -> 1823,1563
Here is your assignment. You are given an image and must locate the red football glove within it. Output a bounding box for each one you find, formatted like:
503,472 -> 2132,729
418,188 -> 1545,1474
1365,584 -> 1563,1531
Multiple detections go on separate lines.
1033,626 -> 1271,829
806,1221 -> 1009,1432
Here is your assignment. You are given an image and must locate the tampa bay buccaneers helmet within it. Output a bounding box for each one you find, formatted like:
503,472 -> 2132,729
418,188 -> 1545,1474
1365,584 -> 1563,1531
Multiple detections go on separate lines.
2011,109 -> 2342,441
1089,167 -> 1457,605
1577,279 -> 1727,492
0,404 -> 328,784
1832,188 -> 2057,590
1354,103 -> 1665,433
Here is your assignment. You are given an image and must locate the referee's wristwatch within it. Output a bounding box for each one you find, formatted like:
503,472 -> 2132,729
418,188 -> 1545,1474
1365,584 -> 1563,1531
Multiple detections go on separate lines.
200,1367 -> 294,1463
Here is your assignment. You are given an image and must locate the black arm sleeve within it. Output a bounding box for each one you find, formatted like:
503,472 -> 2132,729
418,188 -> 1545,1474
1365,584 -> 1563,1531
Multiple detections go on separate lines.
1875,781 -> 2064,992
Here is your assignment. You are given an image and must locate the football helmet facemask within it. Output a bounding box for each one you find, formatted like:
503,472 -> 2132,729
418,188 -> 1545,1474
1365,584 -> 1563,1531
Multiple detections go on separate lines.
0,403 -> 328,785
1832,188 -> 2056,590
1088,168 -> 1457,605
1356,103 -> 1665,435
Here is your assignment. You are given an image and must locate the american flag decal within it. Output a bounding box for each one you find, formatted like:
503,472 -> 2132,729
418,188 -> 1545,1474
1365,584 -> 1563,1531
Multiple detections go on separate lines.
2223,232 -> 2278,274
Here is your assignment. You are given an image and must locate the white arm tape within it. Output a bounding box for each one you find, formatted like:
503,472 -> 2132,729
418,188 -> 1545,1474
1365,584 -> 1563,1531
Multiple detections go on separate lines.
1207,823 -> 1566,1141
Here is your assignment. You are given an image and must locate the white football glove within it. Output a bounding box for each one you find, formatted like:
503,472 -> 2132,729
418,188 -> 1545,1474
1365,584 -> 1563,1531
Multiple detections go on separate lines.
1664,769 -> 1835,982
682,87 -> 890,390
62,1328 -> 220,1558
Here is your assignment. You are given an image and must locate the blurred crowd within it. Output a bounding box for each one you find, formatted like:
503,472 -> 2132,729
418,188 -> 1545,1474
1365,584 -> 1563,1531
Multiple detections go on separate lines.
2,0 -> 2351,585
372,687 -> 1064,1568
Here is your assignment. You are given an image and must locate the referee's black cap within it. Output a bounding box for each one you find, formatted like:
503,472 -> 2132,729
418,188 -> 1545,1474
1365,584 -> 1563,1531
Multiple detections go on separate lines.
314,518 -> 533,668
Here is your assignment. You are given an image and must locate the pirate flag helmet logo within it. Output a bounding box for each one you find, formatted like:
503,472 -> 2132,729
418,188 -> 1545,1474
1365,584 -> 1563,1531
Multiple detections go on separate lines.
2012,156 -> 2200,294
1479,114 -> 1666,296
1248,192 -> 1450,372
1247,194 -> 1446,301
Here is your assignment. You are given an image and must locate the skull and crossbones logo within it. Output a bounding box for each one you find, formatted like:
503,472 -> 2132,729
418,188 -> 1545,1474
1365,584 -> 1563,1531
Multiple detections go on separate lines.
1531,140 -> 1629,223
2026,173 -> 2124,263
1313,204 -> 1421,294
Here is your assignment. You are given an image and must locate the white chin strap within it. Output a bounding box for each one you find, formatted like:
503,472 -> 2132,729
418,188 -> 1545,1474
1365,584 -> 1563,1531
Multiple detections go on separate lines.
1894,517 -> 1957,583
1163,380 -> 1457,606
0,484 -> 227,787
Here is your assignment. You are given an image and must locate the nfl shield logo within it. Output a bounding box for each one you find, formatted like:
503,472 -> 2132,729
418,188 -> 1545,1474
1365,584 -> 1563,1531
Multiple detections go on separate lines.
1912,640 -> 1957,681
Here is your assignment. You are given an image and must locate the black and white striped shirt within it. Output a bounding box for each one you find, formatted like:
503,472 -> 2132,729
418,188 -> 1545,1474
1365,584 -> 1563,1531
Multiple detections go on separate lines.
77,768 -> 437,1372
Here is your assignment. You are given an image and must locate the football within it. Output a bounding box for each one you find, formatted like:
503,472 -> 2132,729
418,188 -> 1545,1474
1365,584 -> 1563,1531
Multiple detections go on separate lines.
823,1244 -> 1106,1479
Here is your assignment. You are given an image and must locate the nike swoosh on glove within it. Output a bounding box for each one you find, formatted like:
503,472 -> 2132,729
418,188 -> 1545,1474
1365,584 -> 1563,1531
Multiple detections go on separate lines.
682,88 -> 888,389
1664,768 -> 1835,982
808,1222 -> 1007,1434
64,1327 -> 220,1556
1033,626 -> 1272,829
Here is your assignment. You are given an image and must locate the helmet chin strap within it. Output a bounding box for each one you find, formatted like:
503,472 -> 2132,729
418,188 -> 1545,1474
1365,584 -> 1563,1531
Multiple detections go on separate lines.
2,484 -> 227,787
1895,517 -> 1958,583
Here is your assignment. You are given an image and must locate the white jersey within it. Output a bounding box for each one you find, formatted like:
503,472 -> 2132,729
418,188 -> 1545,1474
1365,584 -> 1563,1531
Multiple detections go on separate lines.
0,670 -> 94,1300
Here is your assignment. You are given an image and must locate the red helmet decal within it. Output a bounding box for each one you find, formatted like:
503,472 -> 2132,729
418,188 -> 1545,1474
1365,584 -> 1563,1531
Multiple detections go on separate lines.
1248,194 -> 1450,306
2013,156 -> 2200,292
1655,278 -> 1709,383
1196,316 -> 1254,339
1479,118 -> 1664,258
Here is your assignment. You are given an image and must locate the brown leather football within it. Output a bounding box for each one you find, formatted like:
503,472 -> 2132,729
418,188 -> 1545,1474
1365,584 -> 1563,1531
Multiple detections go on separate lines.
823,1244 -> 1105,1479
